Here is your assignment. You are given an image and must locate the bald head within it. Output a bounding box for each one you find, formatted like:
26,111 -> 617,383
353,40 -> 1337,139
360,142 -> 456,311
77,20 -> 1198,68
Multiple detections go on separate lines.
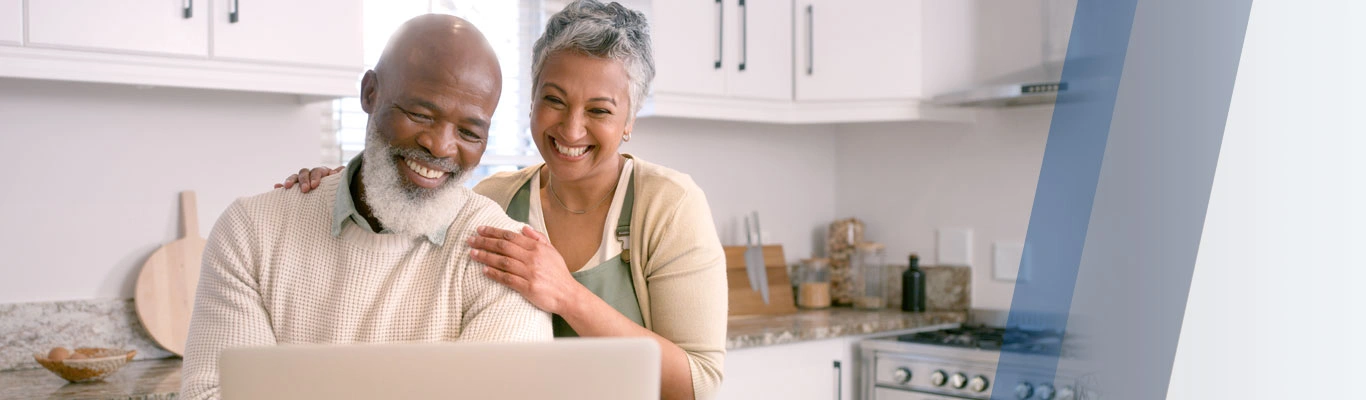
358,13 -> 504,142
374,14 -> 501,90
356,14 -> 505,209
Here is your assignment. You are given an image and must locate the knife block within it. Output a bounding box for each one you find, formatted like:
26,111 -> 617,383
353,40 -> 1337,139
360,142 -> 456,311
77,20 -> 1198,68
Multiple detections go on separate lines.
723,245 -> 798,317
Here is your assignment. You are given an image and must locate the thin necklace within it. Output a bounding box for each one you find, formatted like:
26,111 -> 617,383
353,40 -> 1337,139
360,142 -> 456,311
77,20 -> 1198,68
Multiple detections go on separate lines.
548,170 -> 619,215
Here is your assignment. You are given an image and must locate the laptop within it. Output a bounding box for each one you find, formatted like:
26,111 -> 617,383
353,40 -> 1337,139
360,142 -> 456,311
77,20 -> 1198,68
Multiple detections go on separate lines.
219,338 -> 660,400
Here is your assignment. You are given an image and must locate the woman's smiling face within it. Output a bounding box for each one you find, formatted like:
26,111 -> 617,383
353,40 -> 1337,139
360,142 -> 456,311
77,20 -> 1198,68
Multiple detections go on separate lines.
530,51 -> 635,183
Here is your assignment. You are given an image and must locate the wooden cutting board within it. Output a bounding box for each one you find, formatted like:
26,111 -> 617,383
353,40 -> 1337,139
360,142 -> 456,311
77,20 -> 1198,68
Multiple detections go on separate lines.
723,245 -> 797,316
134,191 -> 205,356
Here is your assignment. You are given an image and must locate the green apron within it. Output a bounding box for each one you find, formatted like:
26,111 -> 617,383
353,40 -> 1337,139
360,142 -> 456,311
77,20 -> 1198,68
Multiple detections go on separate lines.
505,172 -> 645,337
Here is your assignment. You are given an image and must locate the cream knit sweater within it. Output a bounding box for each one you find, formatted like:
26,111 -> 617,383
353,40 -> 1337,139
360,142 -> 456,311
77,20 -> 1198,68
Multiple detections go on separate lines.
180,174 -> 552,400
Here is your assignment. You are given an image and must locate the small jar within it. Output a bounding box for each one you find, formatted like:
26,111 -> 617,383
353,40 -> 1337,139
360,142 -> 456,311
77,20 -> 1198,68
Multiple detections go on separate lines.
795,258 -> 832,309
851,243 -> 888,309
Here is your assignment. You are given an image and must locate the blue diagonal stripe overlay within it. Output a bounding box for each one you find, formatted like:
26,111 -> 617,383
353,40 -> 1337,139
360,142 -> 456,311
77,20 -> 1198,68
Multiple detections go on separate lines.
996,0 -> 1252,399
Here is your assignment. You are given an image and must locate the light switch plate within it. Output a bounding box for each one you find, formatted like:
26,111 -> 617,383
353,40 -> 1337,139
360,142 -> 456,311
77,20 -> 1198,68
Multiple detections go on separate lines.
936,228 -> 973,266
993,242 -> 1027,281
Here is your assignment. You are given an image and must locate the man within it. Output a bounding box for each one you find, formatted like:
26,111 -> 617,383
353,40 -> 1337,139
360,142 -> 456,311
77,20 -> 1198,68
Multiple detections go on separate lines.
179,15 -> 551,400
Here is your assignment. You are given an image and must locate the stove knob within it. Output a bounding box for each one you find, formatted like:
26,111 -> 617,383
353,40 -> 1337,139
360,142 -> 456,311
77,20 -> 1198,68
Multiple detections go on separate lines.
1036,383 -> 1056,400
969,375 -> 990,392
930,370 -> 948,386
1015,382 -> 1034,399
1056,385 -> 1075,400
893,368 -> 912,384
950,373 -> 968,389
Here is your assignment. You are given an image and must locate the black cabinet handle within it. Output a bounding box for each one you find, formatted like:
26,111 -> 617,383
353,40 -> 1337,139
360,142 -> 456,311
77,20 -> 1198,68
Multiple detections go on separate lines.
832,360 -> 842,400
714,0 -> 723,69
182,0 -> 192,19
738,0 -> 747,71
229,0 -> 240,23
806,4 -> 814,75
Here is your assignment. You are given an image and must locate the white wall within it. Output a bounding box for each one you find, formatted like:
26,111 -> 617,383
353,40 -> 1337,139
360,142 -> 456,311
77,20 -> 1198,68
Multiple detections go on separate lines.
0,79 -> 325,304
629,117 -> 838,263
1167,2 -> 1366,398
628,111 -> 1050,312
833,107 -> 1051,310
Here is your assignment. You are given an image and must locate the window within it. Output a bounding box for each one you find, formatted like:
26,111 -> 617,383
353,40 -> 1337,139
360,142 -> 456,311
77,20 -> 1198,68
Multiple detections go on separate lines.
328,0 -> 546,185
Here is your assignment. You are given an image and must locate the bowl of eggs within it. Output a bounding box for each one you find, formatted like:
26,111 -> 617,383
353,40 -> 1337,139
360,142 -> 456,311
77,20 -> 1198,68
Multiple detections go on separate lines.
32,347 -> 136,383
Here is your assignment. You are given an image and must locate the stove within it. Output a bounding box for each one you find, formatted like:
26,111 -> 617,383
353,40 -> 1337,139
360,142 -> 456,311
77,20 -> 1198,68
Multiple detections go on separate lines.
858,313 -> 1091,400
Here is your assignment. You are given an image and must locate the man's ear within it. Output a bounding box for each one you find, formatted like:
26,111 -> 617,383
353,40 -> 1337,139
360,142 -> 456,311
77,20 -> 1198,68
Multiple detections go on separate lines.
359,70 -> 379,114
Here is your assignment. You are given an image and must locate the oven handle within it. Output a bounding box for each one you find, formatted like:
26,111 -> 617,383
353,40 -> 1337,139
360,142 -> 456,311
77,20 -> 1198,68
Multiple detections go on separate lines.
832,360 -> 842,400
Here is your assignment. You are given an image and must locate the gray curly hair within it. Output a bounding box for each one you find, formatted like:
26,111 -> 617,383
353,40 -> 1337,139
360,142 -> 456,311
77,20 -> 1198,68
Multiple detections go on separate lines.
532,0 -> 655,118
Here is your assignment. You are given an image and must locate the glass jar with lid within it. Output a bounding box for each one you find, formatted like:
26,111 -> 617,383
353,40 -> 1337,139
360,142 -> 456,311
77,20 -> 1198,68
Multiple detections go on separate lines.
851,242 -> 888,309
795,258 -> 832,309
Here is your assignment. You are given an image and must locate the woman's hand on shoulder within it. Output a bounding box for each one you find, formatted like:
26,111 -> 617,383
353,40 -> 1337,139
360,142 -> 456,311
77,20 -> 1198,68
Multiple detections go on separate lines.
273,166 -> 345,193
469,226 -> 583,315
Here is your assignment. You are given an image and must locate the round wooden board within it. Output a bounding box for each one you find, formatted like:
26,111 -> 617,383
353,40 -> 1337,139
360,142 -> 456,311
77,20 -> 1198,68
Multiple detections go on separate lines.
134,191 -> 205,356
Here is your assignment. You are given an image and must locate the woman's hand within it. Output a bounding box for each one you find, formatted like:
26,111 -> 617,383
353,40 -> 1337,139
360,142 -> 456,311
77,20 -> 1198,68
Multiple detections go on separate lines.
469,226 -> 585,315
273,166 -> 345,193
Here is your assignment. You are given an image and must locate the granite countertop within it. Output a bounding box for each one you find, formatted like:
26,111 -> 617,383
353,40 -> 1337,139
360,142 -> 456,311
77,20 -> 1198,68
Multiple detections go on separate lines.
726,308 -> 967,350
0,309 -> 964,399
0,358 -> 180,400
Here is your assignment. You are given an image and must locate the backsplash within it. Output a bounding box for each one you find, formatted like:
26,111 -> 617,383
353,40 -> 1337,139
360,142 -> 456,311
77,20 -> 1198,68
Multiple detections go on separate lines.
0,299 -> 174,371
887,265 -> 972,311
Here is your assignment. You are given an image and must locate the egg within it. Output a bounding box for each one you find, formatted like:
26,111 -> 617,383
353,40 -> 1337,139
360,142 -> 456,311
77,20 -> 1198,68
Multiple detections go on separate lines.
47,347 -> 71,361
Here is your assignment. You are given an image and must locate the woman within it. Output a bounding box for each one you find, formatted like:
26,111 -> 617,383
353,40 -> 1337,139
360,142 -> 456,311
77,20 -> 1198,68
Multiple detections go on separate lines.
277,2 -> 727,399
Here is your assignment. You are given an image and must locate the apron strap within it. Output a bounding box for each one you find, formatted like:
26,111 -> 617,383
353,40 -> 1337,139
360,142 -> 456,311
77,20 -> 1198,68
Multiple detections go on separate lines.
507,172 -> 535,224
616,172 -> 636,262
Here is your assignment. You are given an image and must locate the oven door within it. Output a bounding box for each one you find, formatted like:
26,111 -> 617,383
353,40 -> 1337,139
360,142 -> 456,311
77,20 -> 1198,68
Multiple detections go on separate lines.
872,386 -> 968,400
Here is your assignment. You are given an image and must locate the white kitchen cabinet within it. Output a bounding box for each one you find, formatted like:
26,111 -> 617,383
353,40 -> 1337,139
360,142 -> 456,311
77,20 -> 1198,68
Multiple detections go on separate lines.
0,0 -> 21,45
27,0 -> 209,57
210,0 -> 363,69
0,0 -> 361,99
652,0 -> 791,101
716,338 -> 850,400
651,0 -> 727,97
642,0 -> 973,124
794,0 -> 922,101
725,0 -> 793,101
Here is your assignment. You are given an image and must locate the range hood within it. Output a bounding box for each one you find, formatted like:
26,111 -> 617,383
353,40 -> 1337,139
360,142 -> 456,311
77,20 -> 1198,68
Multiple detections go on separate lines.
931,60 -> 1067,107
932,0 -> 1076,108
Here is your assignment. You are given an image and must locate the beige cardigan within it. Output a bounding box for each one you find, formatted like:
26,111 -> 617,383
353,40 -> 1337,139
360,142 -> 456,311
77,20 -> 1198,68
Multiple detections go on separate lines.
473,155 -> 728,399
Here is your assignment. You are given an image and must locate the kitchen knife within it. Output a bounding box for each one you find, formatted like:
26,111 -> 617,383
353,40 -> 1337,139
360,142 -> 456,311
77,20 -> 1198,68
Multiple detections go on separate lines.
744,215 -> 762,293
753,211 -> 770,304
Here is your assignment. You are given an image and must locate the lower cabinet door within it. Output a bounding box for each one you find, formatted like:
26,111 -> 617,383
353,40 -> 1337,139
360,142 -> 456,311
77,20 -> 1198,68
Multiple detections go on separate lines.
715,339 -> 846,400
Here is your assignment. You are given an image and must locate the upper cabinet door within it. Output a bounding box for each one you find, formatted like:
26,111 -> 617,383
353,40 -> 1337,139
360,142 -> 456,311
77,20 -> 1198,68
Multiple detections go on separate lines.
795,0 -> 923,101
27,0 -> 208,56
0,0 -> 21,45
211,0 -> 362,69
651,0 -> 727,97
723,0 -> 792,101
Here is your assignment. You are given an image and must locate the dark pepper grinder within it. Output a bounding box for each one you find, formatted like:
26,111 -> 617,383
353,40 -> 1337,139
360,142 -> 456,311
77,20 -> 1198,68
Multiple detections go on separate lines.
901,253 -> 926,312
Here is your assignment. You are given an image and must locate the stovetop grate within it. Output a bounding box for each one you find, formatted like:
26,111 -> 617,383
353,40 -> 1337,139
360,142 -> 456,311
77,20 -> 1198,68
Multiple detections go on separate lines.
895,326 -> 1065,355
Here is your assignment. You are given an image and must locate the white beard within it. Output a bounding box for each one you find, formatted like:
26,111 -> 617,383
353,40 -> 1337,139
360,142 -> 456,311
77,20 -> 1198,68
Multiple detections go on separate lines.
359,118 -> 471,238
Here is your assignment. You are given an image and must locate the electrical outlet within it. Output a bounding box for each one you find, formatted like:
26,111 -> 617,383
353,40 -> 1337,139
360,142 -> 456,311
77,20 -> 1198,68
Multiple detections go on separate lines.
993,242 -> 1026,281
936,228 -> 973,266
